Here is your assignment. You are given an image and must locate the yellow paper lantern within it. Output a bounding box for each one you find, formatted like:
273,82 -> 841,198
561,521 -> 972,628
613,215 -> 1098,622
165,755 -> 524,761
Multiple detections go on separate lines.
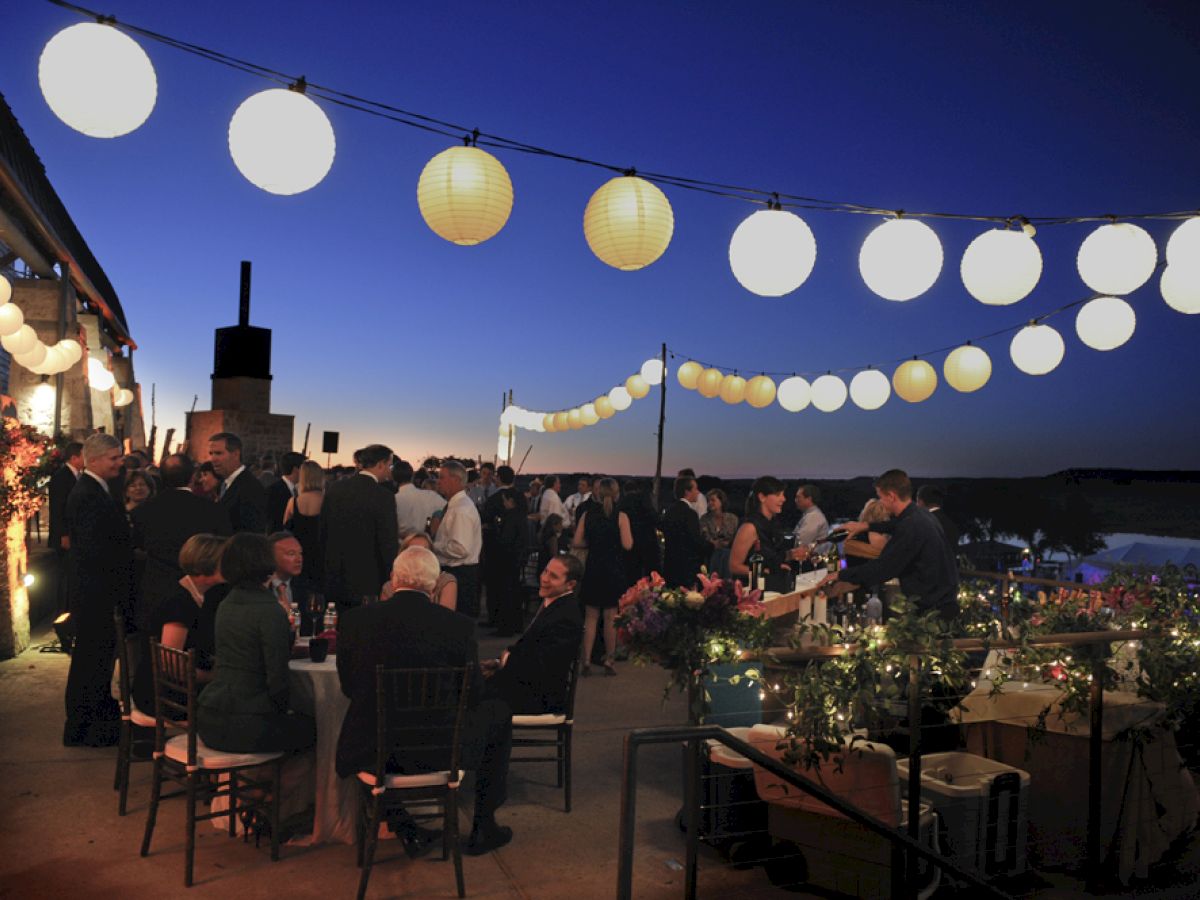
609,385 -> 633,411
1075,296 -> 1136,351
417,145 -> 513,246
849,369 -> 890,410
580,403 -> 600,426
640,358 -> 665,385
943,345 -> 992,393
1009,324 -> 1065,376
553,411 -> 570,431
567,408 -> 583,430
859,218 -> 943,301
0,302 -> 23,337
697,367 -> 724,398
39,22 -> 157,138
776,376 -> 811,412
728,209 -> 817,297
676,360 -> 703,390
583,175 -> 674,270
960,229 -> 1042,306
811,374 -> 848,412
744,375 -> 777,409
1076,223 -> 1157,295
1161,263 -> 1200,314
893,359 -> 937,403
625,373 -> 650,399
228,87 -> 336,195
594,395 -> 615,419
719,374 -> 747,405
543,413 -> 557,432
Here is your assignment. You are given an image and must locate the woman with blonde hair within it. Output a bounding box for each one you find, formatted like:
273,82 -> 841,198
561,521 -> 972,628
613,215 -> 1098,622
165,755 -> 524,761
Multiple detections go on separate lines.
573,478 -> 633,675
284,460 -> 325,585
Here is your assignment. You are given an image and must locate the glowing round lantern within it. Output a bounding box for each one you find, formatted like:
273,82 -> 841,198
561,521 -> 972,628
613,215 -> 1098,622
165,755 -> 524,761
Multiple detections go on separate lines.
744,375 -> 776,409
543,413 -> 557,432
960,229 -> 1042,305
40,345 -> 69,374
1161,263 -> 1200,314
943,345 -> 992,393
14,341 -> 47,370
776,376 -> 811,412
640,358 -> 665,385
728,209 -> 817,296
583,175 -> 674,270
57,338 -> 82,364
625,374 -> 650,400
719,374 -> 746,405
1076,223 -> 1156,295
417,145 -> 513,245
893,359 -> 937,403
567,408 -> 583,430
114,388 -> 135,407
553,411 -> 569,431
849,369 -> 890,410
608,385 -> 633,411
811,374 -> 848,412
1166,217 -> 1200,266
498,422 -> 513,440
228,87 -> 335,195
2,324 -> 38,356
697,367 -> 724,399
39,22 -> 157,138
1009,324 -> 1065,375
859,218 -> 943,301
1075,296 -> 1136,351
580,403 -> 599,426
594,395 -> 615,419
0,303 -> 23,337
676,360 -> 703,390
0,275 -> 11,304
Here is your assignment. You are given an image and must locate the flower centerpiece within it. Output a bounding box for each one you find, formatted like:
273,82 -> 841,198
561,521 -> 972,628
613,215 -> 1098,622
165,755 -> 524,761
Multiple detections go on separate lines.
0,416 -> 57,522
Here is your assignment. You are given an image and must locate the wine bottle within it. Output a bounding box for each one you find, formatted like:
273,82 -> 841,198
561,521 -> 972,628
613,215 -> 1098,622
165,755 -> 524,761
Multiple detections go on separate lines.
748,541 -> 765,591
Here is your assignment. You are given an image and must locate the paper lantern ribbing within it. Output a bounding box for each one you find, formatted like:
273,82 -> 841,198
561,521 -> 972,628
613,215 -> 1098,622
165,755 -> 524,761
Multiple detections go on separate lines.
859,218 -> 943,301
1010,324 -> 1065,376
228,88 -> 335,195
553,411 -> 570,431
893,359 -> 937,403
640,358 -> 665,385
1166,217 -> 1200,266
697,367 -> 724,399
0,303 -> 23,337
744,375 -> 776,409
543,413 -> 557,432
594,395 -> 615,419
728,209 -> 817,297
1075,296 -> 1135,351
0,275 -> 11,305
39,23 -> 157,138
719,374 -> 746,405
1076,223 -> 1157,295
811,374 -> 848,412
960,229 -> 1042,306
943,345 -> 992,393
676,360 -> 703,390
417,146 -> 513,246
608,385 -> 633,411
1161,263 -> 1200,314
2,325 -> 37,356
583,175 -> 674,271
776,376 -> 811,413
580,403 -> 600,426
849,369 -> 890,410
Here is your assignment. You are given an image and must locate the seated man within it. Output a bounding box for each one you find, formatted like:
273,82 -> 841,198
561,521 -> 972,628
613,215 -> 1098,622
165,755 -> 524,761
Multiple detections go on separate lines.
268,532 -> 316,634
484,555 -> 584,714
336,546 -> 513,855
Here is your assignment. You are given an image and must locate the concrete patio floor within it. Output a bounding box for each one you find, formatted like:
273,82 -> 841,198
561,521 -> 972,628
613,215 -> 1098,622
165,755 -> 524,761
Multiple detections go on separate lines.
1,623 -> 1197,900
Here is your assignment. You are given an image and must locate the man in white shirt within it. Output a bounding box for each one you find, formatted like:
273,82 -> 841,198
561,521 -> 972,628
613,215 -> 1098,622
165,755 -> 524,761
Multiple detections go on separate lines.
562,476 -> 591,527
792,484 -> 830,546
393,459 -> 446,538
678,468 -> 707,517
534,475 -> 568,526
434,460 -> 483,618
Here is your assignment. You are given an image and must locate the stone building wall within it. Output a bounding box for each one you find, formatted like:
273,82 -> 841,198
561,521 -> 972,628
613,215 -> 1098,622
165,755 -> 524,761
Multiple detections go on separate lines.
187,408 -> 294,463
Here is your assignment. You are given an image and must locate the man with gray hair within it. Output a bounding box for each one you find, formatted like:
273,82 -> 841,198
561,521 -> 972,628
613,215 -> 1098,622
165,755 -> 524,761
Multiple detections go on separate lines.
336,546 -> 514,855
63,433 -> 131,747
434,460 -> 483,618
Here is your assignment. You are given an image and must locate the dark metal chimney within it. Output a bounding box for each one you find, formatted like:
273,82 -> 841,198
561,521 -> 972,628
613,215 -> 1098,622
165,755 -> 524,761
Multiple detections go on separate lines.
238,260 -> 251,327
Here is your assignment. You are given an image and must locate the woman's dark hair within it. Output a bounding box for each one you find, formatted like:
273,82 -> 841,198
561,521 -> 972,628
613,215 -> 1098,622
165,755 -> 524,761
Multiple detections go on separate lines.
540,513 -> 563,543
218,533 -> 276,588
747,475 -> 786,516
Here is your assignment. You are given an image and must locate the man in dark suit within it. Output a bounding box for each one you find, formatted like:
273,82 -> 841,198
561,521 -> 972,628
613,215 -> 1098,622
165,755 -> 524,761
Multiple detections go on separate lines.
63,433 -> 132,747
267,451 -> 305,533
337,547 -> 513,855
661,476 -> 712,589
48,441 -> 83,614
484,555 -> 583,714
132,453 -> 232,621
269,531 -> 318,634
209,431 -> 268,533
320,444 -> 398,610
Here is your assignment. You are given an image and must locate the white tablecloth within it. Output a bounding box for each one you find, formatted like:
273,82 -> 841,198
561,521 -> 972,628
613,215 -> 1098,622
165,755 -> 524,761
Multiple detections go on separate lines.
288,657 -> 357,845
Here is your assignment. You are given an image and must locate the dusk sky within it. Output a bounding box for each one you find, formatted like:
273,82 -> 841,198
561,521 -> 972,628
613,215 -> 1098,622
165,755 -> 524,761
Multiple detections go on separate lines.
3,1 -> 1198,477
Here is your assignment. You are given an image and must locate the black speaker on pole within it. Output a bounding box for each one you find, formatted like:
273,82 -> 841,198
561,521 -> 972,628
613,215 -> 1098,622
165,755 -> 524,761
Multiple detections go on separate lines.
322,432 -> 339,454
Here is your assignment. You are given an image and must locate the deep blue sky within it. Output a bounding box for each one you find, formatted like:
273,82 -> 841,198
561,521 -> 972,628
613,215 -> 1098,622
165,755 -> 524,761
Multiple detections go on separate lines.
3,1 -> 1198,476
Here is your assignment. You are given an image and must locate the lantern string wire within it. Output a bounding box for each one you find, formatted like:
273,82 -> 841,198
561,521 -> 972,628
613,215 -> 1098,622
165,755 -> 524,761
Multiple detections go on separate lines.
43,0 -> 1199,226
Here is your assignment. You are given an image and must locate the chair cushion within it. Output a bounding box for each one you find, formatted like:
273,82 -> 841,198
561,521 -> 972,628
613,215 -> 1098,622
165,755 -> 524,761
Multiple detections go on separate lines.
128,702 -> 157,729
163,734 -> 282,770
357,770 -> 463,790
512,713 -> 568,727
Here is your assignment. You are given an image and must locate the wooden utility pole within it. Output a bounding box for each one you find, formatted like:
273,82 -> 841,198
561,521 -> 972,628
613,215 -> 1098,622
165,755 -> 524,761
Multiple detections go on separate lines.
653,342 -> 667,510
302,422 -> 311,457
507,389 -> 515,463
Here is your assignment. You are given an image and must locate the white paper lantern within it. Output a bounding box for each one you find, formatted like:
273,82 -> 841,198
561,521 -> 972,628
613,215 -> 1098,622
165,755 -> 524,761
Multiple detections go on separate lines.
417,145 -> 513,245
88,356 -> 116,390
114,388 -> 135,407
640,358 -> 665,385
583,175 -> 674,270
40,345 -> 69,374
1161,263 -> 1200,314
228,87 -> 335,195
943,345 -> 992,393
1075,296 -> 1136,351
811,374 -> 847,412
676,361 -> 703,390
39,22 -> 157,138
0,302 -> 23,337
57,339 -> 83,364
849,369 -> 890,410
496,437 -> 510,460
2,324 -> 37,356
580,403 -> 599,426
13,341 -> 47,370
893,359 -> 938,403
728,209 -> 817,297
859,218 -> 943,301
498,422 -> 513,439
0,275 -> 11,305
1009,324 -> 1065,376
608,385 -> 633,411
960,229 -> 1042,305
1166,217 -> 1200,266
776,376 -> 811,412
1076,223 -> 1157,295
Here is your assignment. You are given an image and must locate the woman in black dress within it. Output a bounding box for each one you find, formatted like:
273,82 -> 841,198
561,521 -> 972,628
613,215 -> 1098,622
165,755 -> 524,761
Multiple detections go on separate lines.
619,479 -> 661,583
729,475 -> 809,590
283,460 -> 325,586
573,478 -> 633,675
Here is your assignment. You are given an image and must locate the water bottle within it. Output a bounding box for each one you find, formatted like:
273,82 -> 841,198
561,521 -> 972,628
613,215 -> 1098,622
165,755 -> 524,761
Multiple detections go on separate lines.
323,602 -> 337,633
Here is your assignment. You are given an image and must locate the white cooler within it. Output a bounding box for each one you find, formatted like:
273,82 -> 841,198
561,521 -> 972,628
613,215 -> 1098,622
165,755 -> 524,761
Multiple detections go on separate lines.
896,751 -> 1029,879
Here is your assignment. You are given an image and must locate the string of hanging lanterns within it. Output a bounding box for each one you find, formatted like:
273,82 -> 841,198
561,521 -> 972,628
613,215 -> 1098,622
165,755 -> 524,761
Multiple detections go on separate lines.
33,2 -> 1200,304
0,276 -> 84,376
